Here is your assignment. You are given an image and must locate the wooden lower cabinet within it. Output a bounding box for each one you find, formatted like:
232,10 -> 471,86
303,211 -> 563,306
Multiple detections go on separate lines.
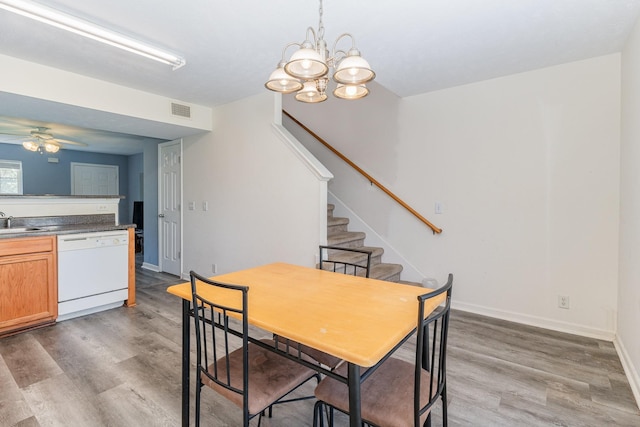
0,236 -> 57,337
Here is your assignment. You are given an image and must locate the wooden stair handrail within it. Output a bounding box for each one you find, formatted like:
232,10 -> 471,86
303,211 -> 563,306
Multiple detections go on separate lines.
283,110 -> 443,234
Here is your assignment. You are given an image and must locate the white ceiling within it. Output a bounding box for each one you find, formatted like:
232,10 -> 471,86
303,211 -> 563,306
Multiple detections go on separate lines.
1,0 -> 639,154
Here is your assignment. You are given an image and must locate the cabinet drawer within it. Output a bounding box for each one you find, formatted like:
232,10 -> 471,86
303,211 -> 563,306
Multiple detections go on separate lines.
0,236 -> 55,256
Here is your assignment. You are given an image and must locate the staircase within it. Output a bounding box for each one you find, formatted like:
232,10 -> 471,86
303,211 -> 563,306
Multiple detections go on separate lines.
326,204 -> 419,285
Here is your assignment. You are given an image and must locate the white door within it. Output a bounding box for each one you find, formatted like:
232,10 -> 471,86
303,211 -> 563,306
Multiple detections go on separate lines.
71,163 -> 118,195
158,139 -> 182,276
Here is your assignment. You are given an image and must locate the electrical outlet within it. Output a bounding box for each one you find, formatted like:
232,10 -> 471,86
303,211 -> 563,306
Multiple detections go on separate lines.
212,263 -> 218,274
558,295 -> 570,309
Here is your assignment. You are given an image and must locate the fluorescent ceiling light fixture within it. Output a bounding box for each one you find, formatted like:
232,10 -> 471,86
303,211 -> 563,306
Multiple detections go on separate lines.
0,0 -> 186,70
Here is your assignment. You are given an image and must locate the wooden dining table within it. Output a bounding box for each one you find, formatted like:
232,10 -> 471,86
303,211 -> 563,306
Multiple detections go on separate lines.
167,262 -> 444,427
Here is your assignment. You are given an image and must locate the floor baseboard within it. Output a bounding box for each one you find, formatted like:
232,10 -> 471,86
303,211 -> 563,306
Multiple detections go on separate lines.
614,335 -> 640,410
141,262 -> 160,272
453,300 -> 615,341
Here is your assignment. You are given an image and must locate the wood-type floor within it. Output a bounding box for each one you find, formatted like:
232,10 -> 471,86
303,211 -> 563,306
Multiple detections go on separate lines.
1,263 -> 639,426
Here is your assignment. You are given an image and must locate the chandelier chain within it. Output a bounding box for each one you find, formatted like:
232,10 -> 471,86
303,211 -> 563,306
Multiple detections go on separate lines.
318,0 -> 324,41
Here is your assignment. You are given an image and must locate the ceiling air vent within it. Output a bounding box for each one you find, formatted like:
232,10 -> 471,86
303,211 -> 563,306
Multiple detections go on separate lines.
171,102 -> 191,118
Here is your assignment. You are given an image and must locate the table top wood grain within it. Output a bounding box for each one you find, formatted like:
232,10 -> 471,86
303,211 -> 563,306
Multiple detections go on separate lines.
167,262 -> 443,367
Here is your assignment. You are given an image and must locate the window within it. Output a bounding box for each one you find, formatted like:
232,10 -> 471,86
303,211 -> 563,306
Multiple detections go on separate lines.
0,160 -> 23,195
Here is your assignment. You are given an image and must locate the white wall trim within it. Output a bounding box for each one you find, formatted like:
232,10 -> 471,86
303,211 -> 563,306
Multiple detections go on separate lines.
453,301 -> 616,341
141,262 -> 160,272
271,123 -> 333,182
614,335 -> 640,410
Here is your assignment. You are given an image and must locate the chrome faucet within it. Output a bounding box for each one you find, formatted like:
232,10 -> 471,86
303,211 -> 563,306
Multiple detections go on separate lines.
0,212 -> 10,229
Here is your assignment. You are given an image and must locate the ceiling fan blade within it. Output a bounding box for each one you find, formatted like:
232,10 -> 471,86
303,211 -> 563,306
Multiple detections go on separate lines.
0,131 -> 29,137
55,138 -> 88,147
0,133 -> 29,144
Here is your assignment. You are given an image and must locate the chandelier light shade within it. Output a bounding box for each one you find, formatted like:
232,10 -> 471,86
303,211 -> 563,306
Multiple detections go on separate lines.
295,80 -> 328,103
333,83 -> 369,100
284,45 -> 329,80
333,51 -> 375,85
265,0 -> 375,103
265,61 -> 303,93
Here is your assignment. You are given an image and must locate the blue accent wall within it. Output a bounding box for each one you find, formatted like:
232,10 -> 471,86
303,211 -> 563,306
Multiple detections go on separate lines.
0,142 -> 130,221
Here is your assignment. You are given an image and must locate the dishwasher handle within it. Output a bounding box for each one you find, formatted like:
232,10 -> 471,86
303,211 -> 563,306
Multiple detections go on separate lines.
60,237 -> 90,242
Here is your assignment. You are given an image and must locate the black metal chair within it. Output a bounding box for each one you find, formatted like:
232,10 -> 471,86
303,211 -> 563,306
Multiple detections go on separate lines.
319,245 -> 372,278
189,271 -> 319,427
313,274 -> 453,427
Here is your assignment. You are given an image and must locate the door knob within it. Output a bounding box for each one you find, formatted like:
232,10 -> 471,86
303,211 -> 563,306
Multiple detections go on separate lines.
158,213 -> 165,218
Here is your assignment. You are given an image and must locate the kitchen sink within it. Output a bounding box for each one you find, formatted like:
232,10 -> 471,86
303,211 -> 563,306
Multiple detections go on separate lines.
0,227 -> 42,234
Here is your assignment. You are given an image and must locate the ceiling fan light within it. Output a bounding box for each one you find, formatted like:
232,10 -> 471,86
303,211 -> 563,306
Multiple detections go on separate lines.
265,66 -> 303,93
333,54 -> 375,85
285,48 -> 328,80
22,140 -> 39,151
294,80 -> 328,103
44,142 -> 60,153
333,83 -> 369,100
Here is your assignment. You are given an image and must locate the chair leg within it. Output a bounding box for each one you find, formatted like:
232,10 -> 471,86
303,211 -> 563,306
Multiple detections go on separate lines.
313,401 -> 324,427
195,379 -> 202,427
442,383 -> 448,427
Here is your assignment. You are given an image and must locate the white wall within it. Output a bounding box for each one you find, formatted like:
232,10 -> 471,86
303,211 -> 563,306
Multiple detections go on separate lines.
619,16 -> 640,407
0,54 -> 213,138
181,92 -> 326,277
285,54 -> 621,340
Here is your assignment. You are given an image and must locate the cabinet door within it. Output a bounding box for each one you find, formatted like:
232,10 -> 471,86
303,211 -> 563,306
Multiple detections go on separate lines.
0,252 -> 57,334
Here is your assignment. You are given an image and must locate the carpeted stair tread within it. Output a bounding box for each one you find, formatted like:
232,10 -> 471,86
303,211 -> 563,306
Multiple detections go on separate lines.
370,263 -> 403,282
327,231 -> 366,247
328,216 -> 350,235
321,245 -> 384,266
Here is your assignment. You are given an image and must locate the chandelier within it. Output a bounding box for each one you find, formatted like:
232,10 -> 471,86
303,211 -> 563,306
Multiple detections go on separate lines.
265,0 -> 375,103
22,137 -> 60,154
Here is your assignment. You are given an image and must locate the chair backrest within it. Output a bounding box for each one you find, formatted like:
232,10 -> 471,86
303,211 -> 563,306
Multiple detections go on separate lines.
414,274 -> 453,426
189,271 -> 250,418
319,245 -> 372,278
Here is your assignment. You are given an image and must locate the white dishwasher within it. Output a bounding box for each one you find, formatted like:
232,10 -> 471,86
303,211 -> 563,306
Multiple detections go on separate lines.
57,230 -> 129,321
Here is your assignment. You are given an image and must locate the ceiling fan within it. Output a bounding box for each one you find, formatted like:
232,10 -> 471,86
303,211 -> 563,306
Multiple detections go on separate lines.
0,126 -> 88,154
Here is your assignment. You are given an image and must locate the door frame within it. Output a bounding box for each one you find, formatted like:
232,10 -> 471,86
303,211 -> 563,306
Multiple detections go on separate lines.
157,139 -> 183,276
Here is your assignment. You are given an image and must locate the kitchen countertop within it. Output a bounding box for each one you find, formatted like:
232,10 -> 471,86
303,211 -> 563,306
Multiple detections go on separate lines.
0,214 -> 135,239
0,224 -> 136,239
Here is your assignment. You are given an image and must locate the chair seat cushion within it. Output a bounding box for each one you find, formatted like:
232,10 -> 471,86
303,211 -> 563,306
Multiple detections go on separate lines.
201,339 -> 317,415
315,357 -> 436,427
